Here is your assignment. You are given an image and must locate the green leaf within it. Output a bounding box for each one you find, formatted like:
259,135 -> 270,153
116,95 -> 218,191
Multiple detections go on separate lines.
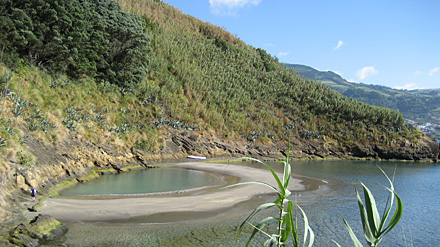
341,215 -> 364,247
263,236 -> 277,247
283,160 -> 291,191
355,187 -> 376,245
332,240 -> 342,247
245,217 -> 276,247
380,190 -> 403,237
361,181 -> 381,235
241,157 -> 285,196
239,202 -> 277,232
219,181 -> 279,194
281,201 -> 296,246
283,141 -> 292,191
298,205 -> 314,247
376,166 -> 396,233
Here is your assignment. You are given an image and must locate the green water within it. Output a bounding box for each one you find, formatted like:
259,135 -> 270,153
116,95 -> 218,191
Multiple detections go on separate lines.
61,167 -> 225,196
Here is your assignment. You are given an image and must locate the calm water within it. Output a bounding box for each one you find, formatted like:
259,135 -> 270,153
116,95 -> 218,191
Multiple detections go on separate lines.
283,160 -> 440,247
57,160 -> 440,246
61,167 -> 225,196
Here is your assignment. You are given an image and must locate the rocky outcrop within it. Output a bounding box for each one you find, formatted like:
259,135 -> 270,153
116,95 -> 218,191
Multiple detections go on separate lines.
347,137 -> 440,161
8,214 -> 67,246
0,129 -> 438,245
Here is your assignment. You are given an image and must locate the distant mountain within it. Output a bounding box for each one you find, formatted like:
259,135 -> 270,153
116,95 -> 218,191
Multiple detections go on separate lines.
284,64 -> 440,123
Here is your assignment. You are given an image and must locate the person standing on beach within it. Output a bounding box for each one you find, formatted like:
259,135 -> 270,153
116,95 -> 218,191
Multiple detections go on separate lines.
31,187 -> 36,201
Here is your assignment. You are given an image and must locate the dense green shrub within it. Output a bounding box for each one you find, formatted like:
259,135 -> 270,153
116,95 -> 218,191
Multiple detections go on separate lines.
0,0 -> 151,87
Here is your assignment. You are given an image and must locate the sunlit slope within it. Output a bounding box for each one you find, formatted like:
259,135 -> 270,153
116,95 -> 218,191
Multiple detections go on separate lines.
116,0 -> 413,144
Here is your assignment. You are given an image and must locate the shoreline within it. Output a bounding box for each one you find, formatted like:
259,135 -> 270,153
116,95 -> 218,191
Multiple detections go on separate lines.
38,162 -> 305,222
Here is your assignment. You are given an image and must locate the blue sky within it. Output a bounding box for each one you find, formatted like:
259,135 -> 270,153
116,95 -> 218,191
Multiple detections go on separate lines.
162,0 -> 439,90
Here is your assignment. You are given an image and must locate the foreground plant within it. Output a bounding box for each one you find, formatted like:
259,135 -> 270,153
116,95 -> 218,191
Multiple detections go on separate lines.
336,167 -> 403,247
222,152 -> 314,247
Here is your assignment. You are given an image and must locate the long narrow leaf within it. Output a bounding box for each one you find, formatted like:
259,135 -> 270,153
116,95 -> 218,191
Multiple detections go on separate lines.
264,236 -> 277,247
246,217 -> 277,247
239,202 -> 277,232
377,167 -> 396,232
361,182 -> 381,236
236,202 -> 276,245
298,205 -> 314,247
380,190 -> 403,237
241,157 -> 285,196
220,181 -> 280,194
283,160 -> 291,191
341,216 -> 364,247
332,240 -> 342,247
284,142 -> 292,190
355,187 -> 376,245
282,201 -> 296,246
281,213 -> 292,246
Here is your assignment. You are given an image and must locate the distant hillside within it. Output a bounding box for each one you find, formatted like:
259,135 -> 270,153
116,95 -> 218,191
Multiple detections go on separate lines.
284,64 -> 440,122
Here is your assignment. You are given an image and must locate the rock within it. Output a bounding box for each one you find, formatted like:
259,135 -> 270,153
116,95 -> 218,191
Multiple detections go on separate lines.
8,233 -> 39,247
15,175 -> 29,191
27,214 -> 67,241
0,239 -> 15,247
7,215 -> 67,246
27,207 -> 37,212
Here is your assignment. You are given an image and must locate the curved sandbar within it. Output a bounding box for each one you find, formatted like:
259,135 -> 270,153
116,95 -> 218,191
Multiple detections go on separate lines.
39,162 -> 305,221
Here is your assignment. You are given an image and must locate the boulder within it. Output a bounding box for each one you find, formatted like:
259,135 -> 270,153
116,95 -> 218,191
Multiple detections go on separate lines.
26,214 -> 67,241
9,214 -> 67,245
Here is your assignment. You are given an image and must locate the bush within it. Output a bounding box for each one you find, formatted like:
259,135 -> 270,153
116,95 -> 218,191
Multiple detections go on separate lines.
0,0 -> 151,87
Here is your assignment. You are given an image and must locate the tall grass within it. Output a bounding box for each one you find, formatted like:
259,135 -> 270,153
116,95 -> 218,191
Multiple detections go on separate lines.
222,149 -> 314,247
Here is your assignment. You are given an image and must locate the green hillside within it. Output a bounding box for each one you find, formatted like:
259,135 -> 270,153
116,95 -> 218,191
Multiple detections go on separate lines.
285,64 -> 440,122
0,0 -> 427,170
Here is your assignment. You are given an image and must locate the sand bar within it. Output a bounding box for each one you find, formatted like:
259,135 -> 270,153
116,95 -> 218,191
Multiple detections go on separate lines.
39,162 -> 304,221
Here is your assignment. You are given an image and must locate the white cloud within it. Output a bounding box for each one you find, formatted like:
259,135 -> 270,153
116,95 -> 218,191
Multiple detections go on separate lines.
429,67 -> 439,76
356,66 -> 378,80
210,0 -> 261,8
414,70 -> 423,76
277,51 -> 289,57
333,40 -> 344,50
393,83 -> 420,90
210,0 -> 262,15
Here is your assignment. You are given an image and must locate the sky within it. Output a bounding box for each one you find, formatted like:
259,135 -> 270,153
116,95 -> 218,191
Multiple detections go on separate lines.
161,0 -> 439,90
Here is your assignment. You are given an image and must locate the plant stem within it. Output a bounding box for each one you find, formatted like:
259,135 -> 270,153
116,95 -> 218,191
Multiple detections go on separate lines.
277,198 -> 285,246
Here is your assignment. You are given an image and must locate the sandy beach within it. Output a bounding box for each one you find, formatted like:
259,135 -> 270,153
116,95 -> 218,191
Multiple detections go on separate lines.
39,162 -> 304,222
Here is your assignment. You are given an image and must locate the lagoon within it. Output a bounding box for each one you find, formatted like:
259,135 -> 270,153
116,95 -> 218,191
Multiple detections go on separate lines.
51,160 -> 440,246
60,167 -> 225,197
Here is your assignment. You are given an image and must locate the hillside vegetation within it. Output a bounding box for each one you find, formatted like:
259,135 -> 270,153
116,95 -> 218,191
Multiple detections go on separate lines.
0,0 -> 428,173
285,64 -> 440,123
